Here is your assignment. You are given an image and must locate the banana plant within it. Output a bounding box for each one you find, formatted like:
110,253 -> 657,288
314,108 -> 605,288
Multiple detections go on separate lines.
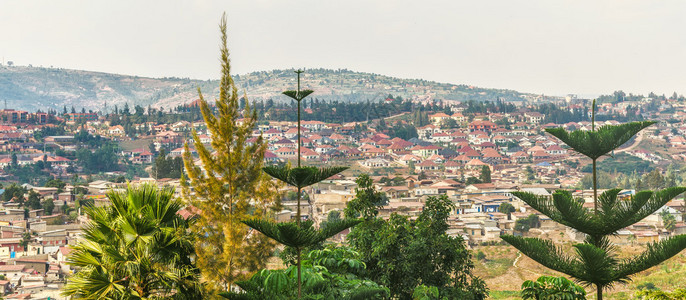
501,101 -> 686,300
242,70 -> 359,298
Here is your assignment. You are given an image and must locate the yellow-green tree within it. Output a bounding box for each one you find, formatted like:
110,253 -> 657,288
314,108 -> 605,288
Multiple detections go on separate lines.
182,13 -> 279,293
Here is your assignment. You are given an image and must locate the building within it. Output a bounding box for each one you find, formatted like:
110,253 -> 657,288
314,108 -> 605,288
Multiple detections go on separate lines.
0,109 -> 28,124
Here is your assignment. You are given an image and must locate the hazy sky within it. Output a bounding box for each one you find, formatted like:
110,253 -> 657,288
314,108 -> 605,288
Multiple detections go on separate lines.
2,0 -> 686,97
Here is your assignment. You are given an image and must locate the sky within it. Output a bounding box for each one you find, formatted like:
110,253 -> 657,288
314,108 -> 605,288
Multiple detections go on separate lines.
2,0 -> 686,97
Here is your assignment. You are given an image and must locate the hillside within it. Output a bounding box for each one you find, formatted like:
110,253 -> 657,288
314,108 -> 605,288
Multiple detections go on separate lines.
0,65 -> 548,112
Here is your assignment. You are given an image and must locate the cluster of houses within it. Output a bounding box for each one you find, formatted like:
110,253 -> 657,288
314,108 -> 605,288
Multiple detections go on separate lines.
2,95 -> 686,297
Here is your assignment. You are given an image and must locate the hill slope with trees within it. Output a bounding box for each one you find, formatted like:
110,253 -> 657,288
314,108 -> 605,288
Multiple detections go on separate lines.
0,64 -> 547,112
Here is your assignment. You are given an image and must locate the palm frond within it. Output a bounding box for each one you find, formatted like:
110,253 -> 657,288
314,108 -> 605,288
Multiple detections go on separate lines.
614,234 -> 686,280
500,235 -> 578,276
545,121 -> 655,159
263,166 -> 349,188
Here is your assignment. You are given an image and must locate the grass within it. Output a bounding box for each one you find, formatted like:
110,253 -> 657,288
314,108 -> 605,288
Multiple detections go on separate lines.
472,241 -> 686,300
488,290 -> 520,299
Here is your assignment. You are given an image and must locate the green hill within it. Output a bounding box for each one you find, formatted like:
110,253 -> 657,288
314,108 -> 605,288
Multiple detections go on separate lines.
0,65 -> 549,112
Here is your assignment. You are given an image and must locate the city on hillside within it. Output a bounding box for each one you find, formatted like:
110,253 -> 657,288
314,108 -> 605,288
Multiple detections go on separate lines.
0,87 -> 684,298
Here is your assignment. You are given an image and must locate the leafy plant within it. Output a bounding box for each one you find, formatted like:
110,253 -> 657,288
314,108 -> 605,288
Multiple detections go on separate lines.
347,185 -> 488,300
62,184 -> 202,299
220,246 -> 388,300
521,276 -> 586,300
501,101 -> 686,300
634,288 -> 686,300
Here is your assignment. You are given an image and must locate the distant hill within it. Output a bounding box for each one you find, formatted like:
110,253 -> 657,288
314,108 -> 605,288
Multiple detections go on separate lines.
0,65 -> 548,112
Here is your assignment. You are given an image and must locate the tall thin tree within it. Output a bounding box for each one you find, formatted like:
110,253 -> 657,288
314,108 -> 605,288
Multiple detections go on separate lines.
182,13 -> 280,293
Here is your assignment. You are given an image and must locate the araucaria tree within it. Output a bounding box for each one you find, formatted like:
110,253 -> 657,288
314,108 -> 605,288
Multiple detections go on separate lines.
501,101 -> 686,300
182,14 -> 280,292
241,71 -> 361,299
63,184 -> 202,299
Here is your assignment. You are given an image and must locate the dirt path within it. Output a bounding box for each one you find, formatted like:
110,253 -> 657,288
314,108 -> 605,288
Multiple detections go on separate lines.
615,130 -> 644,153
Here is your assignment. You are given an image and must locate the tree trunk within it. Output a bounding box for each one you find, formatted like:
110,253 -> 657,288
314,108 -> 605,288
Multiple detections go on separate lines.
297,247 -> 302,299
592,158 -> 598,212
596,284 -> 602,300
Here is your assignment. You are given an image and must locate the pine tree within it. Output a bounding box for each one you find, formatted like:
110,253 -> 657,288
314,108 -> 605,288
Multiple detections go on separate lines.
181,14 -> 280,293
480,165 -> 491,183
241,70 -> 360,299
501,100 -> 686,300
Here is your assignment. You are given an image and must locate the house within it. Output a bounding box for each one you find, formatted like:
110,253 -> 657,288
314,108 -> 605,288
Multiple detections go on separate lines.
429,113 -> 451,126
108,125 -> 125,137
360,158 -> 391,168
468,120 -> 497,133
415,160 -> 439,172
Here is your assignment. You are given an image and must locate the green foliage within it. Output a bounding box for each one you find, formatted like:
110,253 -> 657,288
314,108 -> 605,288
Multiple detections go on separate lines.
388,123 -> 418,140
660,209 -> 677,232
220,246 -> 388,300
347,192 -> 487,299
344,174 -> 387,220
263,166 -> 349,189
634,288 -> 686,300
42,199 -> 55,215
45,178 -> 67,193
580,153 -> 653,175
514,214 -> 539,233
545,121 -> 655,160
521,276 -> 586,300
498,202 -> 515,215
503,112 -> 685,300
475,251 -> 487,261
26,190 -> 42,210
2,183 -> 27,204
242,218 -> 361,249
479,165 -> 491,183
152,149 -> 184,179
62,184 -> 202,299
75,143 -> 119,174
413,284 -> 442,300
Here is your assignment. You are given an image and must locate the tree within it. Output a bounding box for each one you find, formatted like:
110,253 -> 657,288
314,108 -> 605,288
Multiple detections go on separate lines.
42,199 -> 55,215
242,70 -> 356,299
521,276 -> 586,300
2,183 -> 26,202
347,189 -> 487,299
479,165 -> 491,183
45,178 -> 66,193
181,14 -> 281,293
660,209 -> 677,232
19,232 -> 32,250
62,184 -> 202,299
514,214 -> 539,233
502,101 -> 685,300
499,202 -> 515,220
499,202 -> 515,215
26,190 -> 42,210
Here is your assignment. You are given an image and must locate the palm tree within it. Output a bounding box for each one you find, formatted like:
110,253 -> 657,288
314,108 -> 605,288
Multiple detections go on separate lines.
63,184 -> 203,299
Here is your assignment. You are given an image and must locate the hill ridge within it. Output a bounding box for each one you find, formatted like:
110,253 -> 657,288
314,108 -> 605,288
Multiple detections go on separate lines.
0,65 -> 547,112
